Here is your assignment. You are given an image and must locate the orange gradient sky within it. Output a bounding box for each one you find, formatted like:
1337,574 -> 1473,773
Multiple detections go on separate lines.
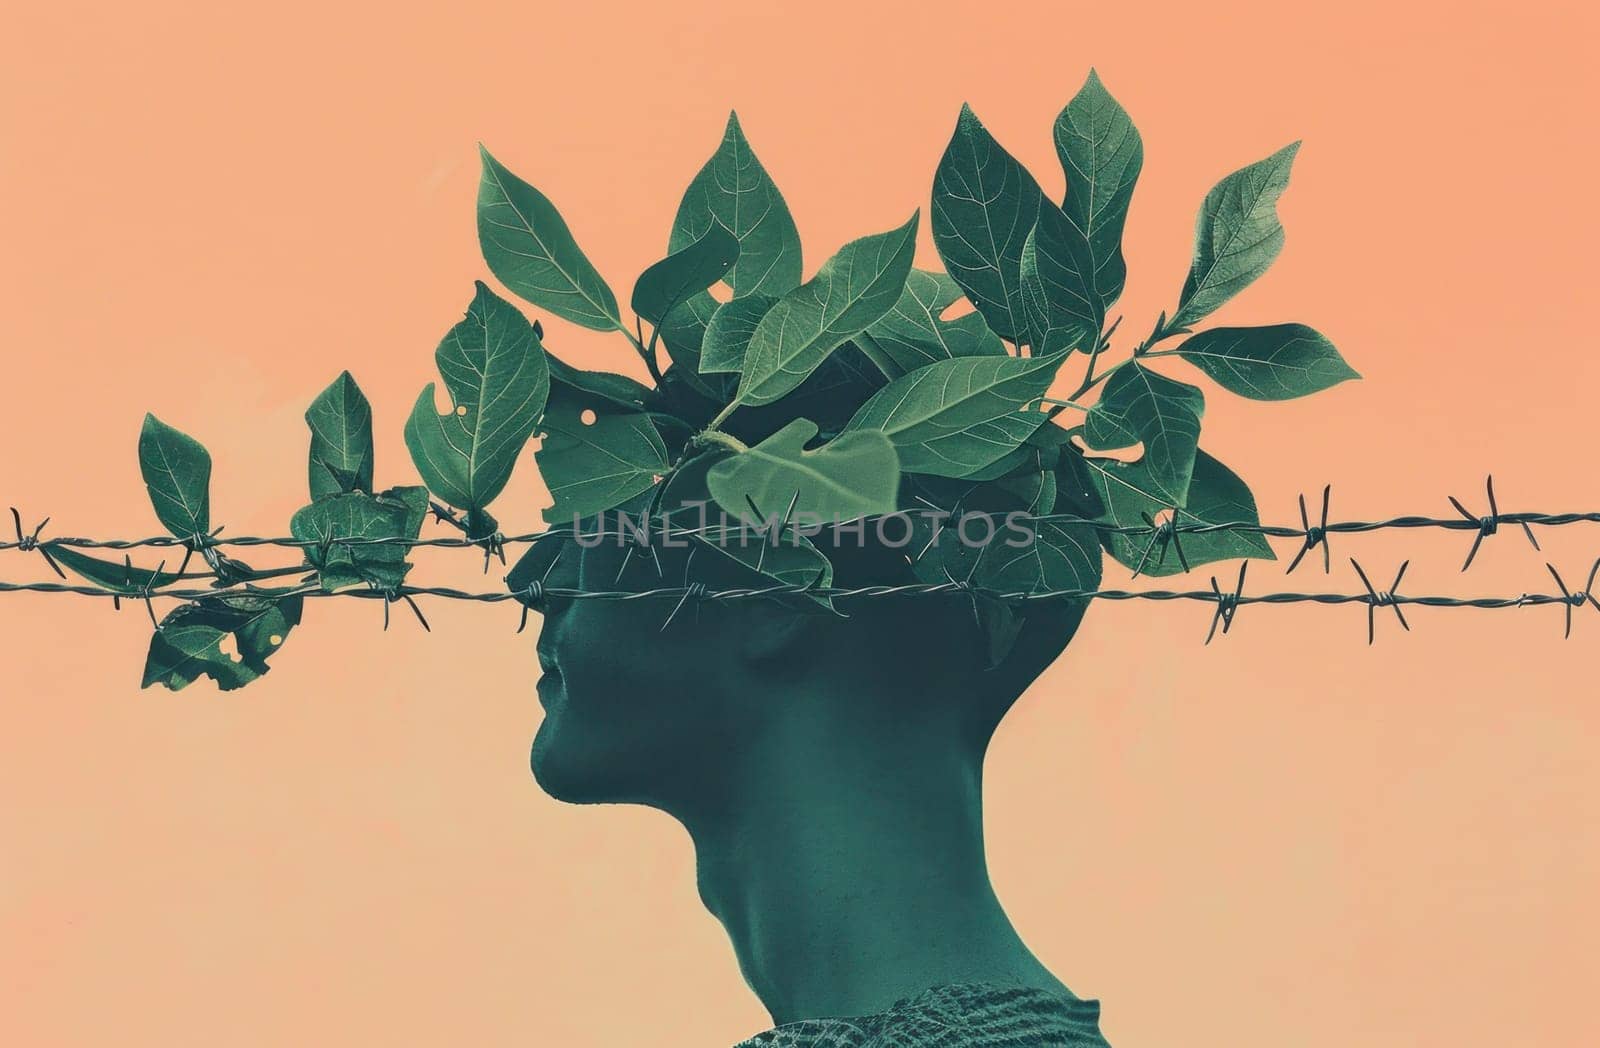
2,2 -> 1597,1045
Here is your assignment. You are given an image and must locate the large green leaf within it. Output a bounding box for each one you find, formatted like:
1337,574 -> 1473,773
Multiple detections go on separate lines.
1175,323 -> 1358,400
1081,450 -> 1274,576
736,213 -> 919,407
142,594 -> 304,692
48,546 -> 183,594
632,225 -> 740,325
1172,142 -> 1300,329
656,454 -> 835,611
305,371 -> 374,500
917,411 -> 1051,480
842,354 -> 1066,478
404,282 -> 549,535
138,413 -> 211,540
1083,363 -> 1204,504
671,111 -> 803,297
1053,69 -> 1142,313
290,486 -> 428,591
1020,202 -> 1103,356
931,105 -> 1045,345
706,418 -> 899,523
546,350 -> 652,410
535,380 -> 669,524
478,145 -> 622,331
858,269 -> 1005,377
700,293 -> 779,374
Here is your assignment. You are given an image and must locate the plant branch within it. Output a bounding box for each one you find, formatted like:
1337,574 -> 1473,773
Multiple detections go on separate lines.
620,323 -> 664,386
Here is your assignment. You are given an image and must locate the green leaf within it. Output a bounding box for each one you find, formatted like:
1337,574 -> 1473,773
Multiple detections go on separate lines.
1175,323 -> 1358,400
858,269 -> 1006,377
632,225 -> 740,325
48,546 -> 183,594
305,371 -> 375,500
657,293 -> 735,399
736,213 -> 919,407
996,468 -> 1057,515
698,526 -> 835,612
534,379 -> 670,524
141,594 -> 304,692
656,453 -> 835,611
671,112 -> 803,297
706,418 -> 900,523
1081,450 -> 1274,576
1172,142 -> 1300,329
700,293 -> 779,374
138,413 -> 211,540
290,486 -> 428,591
842,353 -> 1066,478
404,282 -> 549,534
1020,202 -> 1104,356
1053,69 -> 1143,312
905,475 -> 1100,666
977,517 -> 1102,597
1083,363 -> 1204,504
478,145 -> 622,331
931,105 -> 1046,344
546,350 -> 652,410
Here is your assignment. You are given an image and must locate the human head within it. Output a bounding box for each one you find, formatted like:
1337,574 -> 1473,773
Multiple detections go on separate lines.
508,493 -> 1089,817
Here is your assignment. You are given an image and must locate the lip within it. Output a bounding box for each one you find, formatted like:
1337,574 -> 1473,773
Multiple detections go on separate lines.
535,666 -> 563,708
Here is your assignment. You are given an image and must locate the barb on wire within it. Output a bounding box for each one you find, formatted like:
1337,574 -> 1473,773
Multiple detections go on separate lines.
1350,558 -> 1411,644
515,545 -> 566,635
429,499 -> 506,572
1133,508 -> 1190,578
1205,562 -> 1248,644
1543,559 -> 1600,639
659,544 -> 703,631
1448,475 -> 1541,571
1286,485 -> 1332,575
381,590 -> 430,633
10,507 -> 64,579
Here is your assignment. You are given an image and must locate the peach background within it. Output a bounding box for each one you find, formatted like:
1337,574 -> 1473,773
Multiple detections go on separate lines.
2,2 -> 1597,1044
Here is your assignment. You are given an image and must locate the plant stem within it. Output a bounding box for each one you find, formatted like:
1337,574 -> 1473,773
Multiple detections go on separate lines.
1067,314 -> 1189,400
707,400 -> 738,432
691,427 -> 748,455
620,324 -> 664,385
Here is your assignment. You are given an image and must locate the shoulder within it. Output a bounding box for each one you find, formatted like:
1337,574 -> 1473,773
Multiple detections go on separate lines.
863,983 -> 1109,1047
735,983 -> 1110,1048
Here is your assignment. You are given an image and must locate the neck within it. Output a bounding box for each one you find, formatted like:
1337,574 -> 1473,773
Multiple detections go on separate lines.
676,685 -> 1065,1026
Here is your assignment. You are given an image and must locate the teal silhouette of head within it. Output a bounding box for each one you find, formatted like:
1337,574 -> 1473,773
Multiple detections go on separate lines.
506,451 -> 1092,816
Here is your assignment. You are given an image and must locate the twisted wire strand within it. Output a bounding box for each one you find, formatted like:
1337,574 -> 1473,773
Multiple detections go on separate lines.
4,510 -> 1599,553
0,578 -> 1584,611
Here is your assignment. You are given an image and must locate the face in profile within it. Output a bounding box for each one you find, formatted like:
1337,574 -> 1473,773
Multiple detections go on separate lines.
520,534 -> 772,809
513,520 -> 1089,814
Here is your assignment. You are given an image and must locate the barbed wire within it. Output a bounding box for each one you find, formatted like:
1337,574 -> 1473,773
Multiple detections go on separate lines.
4,478 -> 1597,570
3,559 -> 1598,645
4,478 -> 1599,644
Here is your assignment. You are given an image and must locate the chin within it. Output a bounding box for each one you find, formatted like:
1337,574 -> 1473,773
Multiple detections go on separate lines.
528,716 -> 631,805
529,717 -> 591,803
528,716 -> 696,812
